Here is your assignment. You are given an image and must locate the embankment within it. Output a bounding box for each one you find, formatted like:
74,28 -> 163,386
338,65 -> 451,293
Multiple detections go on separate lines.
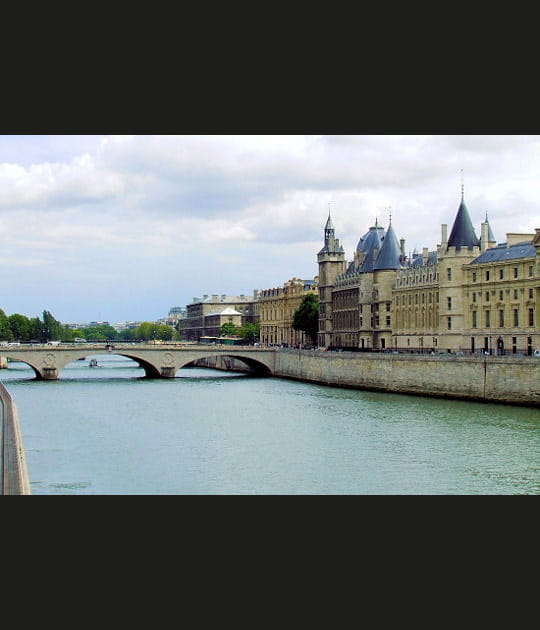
274,350 -> 540,407
0,380 -> 31,494
195,350 -> 540,407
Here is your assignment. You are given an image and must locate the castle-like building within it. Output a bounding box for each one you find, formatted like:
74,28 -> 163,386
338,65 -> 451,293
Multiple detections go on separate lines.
318,191 -> 540,355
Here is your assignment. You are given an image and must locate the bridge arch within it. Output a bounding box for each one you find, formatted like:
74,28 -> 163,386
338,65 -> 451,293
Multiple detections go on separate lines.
176,352 -> 272,376
0,354 -> 42,379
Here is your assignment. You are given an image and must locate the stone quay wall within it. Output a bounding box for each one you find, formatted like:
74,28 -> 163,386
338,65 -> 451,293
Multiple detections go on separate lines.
0,380 -> 32,494
273,350 -> 540,407
192,349 -> 540,407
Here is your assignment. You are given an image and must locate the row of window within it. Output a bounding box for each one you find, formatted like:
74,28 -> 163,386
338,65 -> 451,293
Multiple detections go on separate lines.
467,308 -> 535,328
472,288 -> 535,302
470,265 -> 534,282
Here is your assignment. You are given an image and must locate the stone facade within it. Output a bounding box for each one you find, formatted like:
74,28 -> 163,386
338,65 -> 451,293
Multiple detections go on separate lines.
318,193 -> 540,355
178,292 -> 259,341
259,277 -> 319,346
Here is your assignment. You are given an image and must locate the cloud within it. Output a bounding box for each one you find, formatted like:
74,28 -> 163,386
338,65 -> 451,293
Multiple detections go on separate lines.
0,134 -> 539,323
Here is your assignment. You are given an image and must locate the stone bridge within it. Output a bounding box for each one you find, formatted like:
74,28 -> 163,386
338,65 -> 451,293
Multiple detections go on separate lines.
0,343 -> 276,380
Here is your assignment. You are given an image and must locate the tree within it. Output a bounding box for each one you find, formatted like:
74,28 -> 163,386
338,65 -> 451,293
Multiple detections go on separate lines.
220,322 -> 238,337
238,322 -> 260,344
132,322 -> 176,341
42,310 -> 63,341
8,314 -> 31,342
0,308 -> 14,341
292,293 -> 319,346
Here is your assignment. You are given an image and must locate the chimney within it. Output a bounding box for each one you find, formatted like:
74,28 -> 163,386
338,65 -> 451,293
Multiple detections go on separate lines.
441,224 -> 448,249
422,247 -> 429,264
480,222 -> 488,251
400,238 -> 406,255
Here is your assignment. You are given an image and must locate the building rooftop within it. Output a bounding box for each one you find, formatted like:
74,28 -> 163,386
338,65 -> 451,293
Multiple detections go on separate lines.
470,241 -> 536,264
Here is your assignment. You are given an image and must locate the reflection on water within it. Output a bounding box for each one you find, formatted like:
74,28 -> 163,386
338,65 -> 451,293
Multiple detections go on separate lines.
2,355 -> 539,494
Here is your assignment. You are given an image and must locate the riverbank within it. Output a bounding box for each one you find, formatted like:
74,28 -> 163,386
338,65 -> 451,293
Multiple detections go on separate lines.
197,350 -> 540,407
0,379 -> 32,494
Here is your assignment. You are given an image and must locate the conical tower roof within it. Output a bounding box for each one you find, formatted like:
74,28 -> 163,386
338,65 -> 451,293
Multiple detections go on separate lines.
373,222 -> 404,270
485,212 -> 496,242
447,194 -> 479,249
325,212 -> 334,231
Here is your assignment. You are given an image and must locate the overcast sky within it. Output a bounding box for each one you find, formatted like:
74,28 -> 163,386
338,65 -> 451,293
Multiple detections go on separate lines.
1,134 -> 539,324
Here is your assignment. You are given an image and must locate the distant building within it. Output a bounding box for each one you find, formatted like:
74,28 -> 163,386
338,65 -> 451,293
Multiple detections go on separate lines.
177,292 -> 259,341
258,277 -> 319,346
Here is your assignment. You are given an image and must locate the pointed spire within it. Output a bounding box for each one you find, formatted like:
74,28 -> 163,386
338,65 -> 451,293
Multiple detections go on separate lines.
373,221 -> 404,270
325,200 -> 334,231
485,211 -> 495,242
447,186 -> 480,250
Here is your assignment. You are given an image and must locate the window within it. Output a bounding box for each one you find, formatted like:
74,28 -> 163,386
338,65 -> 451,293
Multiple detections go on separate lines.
472,272 -> 477,282
499,290 -> 504,301
472,292 -> 477,303
447,297 -> 452,310
447,317 -> 452,330
529,265 -> 534,277
499,310 -> 504,327
472,311 -> 477,328
514,267 -> 518,278
485,291 -> 490,301
486,270 -> 490,281
447,268 -> 452,281
485,310 -> 491,327
513,309 -> 519,326
529,288 -> 534,299
529,308 -> 534,327
499,268 -> 504,279
514,289 -> 518,300
386,316 -> 391,326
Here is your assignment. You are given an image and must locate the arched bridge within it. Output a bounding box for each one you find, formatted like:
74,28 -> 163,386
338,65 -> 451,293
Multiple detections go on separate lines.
0,343 -> 277,380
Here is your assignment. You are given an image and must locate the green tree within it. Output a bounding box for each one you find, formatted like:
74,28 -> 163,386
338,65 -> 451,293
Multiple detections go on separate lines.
292,293 -> 320,346
238,322 -> 260,344
29,317 -> 44,342
42,310 -> 63,341
82,324 -> 117,341
220,322 -> 238,337
8,313 -> 31,342
0,308 -> 14,341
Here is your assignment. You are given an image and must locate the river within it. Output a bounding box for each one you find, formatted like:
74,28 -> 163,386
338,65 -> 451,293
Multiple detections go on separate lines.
1,353 -> 539,494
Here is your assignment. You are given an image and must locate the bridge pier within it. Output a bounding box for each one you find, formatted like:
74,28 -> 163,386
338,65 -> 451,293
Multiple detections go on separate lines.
160,366 -> 177,378
41,367 -> 59,380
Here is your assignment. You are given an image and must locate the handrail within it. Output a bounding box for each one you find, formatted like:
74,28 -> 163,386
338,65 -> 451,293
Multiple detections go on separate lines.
0,380 -> 31,495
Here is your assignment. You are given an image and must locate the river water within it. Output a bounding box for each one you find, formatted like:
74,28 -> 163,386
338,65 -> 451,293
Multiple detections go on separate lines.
1,353 -> 539,494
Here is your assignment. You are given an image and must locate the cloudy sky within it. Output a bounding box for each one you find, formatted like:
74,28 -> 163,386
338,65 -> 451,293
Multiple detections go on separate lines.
0,134 -> 539,325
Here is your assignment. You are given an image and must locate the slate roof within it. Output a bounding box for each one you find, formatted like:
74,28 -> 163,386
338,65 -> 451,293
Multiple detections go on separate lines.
447,196 -> 480,249
408,250 -> 438,267
373,223 -> 404,270
470,242 -> 535,264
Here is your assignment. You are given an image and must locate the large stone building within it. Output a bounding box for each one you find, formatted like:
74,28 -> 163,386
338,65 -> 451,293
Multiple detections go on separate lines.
318,210 -> 405,350
318,191 -> 540,354
258,277 -> 319,347
177,292 -> 259,341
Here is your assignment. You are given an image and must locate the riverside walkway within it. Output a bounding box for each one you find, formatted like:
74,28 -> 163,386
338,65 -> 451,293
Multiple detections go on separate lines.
0,343 -> 276,380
